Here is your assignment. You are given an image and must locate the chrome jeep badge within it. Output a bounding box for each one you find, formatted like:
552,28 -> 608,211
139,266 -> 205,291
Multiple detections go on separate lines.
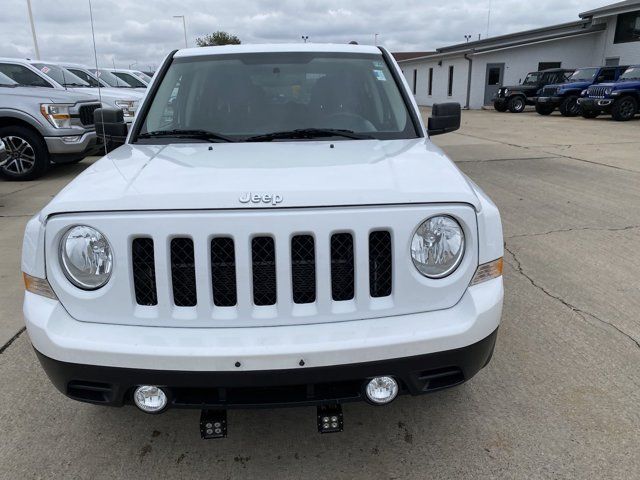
239,192 -> 283,205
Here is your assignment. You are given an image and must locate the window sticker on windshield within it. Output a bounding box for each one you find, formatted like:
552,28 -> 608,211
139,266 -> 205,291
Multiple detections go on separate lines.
373,69 -> 387,81
373,61 -> 384,68
40,66 -> 50,74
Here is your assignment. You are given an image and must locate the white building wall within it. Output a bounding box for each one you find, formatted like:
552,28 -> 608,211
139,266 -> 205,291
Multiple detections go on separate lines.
598,16 -> 640,65
401,56 -> 469,107
467,32 -> 603,108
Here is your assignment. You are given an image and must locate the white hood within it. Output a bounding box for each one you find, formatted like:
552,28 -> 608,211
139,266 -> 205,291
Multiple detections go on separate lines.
42,138 -> 480,217
66,86 -> 142,104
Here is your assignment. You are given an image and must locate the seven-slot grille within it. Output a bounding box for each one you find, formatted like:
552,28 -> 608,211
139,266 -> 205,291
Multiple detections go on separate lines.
540,86 -> 559,97
78,103 -> 100,126
587,86 -> 608,98
132,231 -> 393,308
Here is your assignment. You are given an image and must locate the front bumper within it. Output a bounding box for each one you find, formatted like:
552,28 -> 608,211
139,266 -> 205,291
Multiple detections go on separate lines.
35,328 -> 498,409
25,277 -> 503,408
577,98 -> 613,110
537,96 -> 562,106
44,131 -> 98,155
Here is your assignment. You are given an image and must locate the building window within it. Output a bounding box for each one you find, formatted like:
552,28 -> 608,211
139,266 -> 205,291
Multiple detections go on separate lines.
538,62 -> 561,71
447,65 -> 454,96
614,10 -> 640,43
412,69 -> 417,94
605,57 -> 620,66
428,68 -> 433,96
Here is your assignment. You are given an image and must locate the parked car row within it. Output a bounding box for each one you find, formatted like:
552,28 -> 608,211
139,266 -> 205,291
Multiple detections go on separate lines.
0,57 -> 152,180
494,65 -> 640,121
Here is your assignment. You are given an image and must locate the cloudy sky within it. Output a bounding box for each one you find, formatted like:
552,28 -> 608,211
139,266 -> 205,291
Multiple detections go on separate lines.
1,0 -> 609,70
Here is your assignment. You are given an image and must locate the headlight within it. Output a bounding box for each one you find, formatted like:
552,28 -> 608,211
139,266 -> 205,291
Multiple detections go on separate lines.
59,225 -> 113,290
581,89 -> 587,96
411,216 -> 465,278
604,87 -> 613,96
114,100 -> 137,117
40,103 -> 72,129
503,88 -> 509,95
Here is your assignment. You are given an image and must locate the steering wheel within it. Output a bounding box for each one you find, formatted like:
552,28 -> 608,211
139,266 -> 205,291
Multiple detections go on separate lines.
323,112 -> 377,132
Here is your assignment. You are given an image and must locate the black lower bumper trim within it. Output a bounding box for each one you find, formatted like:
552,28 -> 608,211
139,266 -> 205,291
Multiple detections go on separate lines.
35,328 -> 498,410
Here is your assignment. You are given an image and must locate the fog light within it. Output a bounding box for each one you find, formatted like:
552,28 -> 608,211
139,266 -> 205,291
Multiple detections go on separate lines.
133,386 -> 167,413
61,135 -> 81,143
365,376 -> 398,405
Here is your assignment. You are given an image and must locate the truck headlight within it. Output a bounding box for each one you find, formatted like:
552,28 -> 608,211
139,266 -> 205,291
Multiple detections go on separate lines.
411,216 -> 465,278
40,103 -> 72,129
59,225 -> 113,290
604,88 -> 612,96
115,100 -> 137,117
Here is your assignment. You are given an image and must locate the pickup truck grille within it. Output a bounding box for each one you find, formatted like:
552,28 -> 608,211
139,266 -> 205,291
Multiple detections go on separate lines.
540,86 -> 559,97
587,86 -> 607,98
78,103 -> 100,126
132,231 -> 392,309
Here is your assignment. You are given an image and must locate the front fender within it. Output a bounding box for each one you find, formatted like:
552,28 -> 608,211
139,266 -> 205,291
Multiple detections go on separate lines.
0,108 -> 48,133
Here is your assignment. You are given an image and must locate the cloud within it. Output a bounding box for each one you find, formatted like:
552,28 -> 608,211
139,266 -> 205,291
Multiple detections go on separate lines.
0,0 -> 609,70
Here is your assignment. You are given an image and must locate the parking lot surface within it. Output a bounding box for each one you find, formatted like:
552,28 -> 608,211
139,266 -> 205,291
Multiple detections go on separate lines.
1,110 -> 639,479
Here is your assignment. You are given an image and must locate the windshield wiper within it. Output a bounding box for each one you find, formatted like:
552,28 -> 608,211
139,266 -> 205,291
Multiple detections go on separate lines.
137,129 -> 235,143
246,128 -> 374,142
63,83 -> 88,87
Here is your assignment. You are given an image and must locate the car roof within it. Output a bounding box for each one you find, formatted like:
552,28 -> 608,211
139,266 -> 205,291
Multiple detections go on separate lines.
173,43 -> 381,59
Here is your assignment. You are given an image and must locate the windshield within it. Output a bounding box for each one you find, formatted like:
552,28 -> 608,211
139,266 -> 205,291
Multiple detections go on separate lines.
522,73 -> 540,85
132,71 -> 152,83
91,69 -> 133,87
113,71 -> 147,88
138,52 -> 417,142
0,72 -> 17,86
569,68 -> 598,82
33,63 -> 90,87
67,68 -> 101,87
619,66 -> 640,81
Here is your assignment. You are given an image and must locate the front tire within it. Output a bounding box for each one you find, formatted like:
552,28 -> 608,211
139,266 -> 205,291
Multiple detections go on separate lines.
0,126 -> 49,181
508,96 -> 526,113
611,96 -> 638,122
559,95 -> 581,117
493,101 -> 508,112
535,104 -> 555,116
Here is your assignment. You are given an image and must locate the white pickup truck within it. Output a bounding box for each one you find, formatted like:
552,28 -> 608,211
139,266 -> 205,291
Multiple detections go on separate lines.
22,44 -> 503,437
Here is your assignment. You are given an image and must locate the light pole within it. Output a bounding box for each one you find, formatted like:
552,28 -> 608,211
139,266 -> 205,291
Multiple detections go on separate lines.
173,15 -> 188,48
129,61 -> 138,69
301,35 -> 309,43
26,0 -> 40,60
374,33 -> 379,45
464,35 -> 472,43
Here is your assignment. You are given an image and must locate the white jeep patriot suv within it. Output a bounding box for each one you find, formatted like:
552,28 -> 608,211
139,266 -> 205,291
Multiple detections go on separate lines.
22,44 -> 503,437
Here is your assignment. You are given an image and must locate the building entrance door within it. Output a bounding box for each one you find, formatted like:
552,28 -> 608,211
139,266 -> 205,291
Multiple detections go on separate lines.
484,63 -> 504,105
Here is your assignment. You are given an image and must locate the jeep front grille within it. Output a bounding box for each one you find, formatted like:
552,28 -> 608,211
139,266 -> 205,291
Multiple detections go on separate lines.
78,103 -> 100,126
587,86 -> 607,98
541,86 -> 559,97
132,230 -> 391,309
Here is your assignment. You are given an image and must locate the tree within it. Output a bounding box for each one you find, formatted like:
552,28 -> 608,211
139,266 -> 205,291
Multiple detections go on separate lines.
196,31 -> 241,47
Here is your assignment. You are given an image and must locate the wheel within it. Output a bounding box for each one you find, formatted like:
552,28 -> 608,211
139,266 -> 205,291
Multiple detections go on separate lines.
559,95 -> 581,117
493,101 -> 508,112
611,96 -> 638,122
581,110 -> 600,119
0,126 -> 49,181
507,96 -> 526,113
535,103 -> 555,116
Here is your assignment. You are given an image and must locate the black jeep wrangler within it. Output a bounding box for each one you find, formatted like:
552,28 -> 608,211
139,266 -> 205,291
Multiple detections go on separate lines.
493,68 -> 573,113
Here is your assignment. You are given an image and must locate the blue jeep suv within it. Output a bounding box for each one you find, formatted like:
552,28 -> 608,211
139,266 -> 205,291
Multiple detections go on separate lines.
535,65 -> 628,117
578,65 -> 640,121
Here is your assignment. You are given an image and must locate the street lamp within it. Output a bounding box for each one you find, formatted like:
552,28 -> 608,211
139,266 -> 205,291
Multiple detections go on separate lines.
464,35 -> 472,43
26,0 -> 40,59
173,15 -> 188,48
301,35 -> 309,43
374,33 -> 379,45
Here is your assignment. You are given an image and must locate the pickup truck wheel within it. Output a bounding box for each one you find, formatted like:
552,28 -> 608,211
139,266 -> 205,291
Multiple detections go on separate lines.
559,96 -> 580,117
581,111 -> 599,119
0,126 -> 49,181
493,101 -> 508,112
611,96 -> 638,121
507,96 -> 526,113
535,104 -> 555,116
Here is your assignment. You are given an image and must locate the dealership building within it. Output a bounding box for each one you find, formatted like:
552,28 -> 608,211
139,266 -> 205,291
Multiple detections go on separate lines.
396,0 -> 640,109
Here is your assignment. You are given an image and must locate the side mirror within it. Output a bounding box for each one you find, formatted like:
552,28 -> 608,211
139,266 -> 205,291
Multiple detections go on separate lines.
518,78 -> 522,84
94,108 -> 128,148
428,102 -> 461,136
0,138 -> 8,168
